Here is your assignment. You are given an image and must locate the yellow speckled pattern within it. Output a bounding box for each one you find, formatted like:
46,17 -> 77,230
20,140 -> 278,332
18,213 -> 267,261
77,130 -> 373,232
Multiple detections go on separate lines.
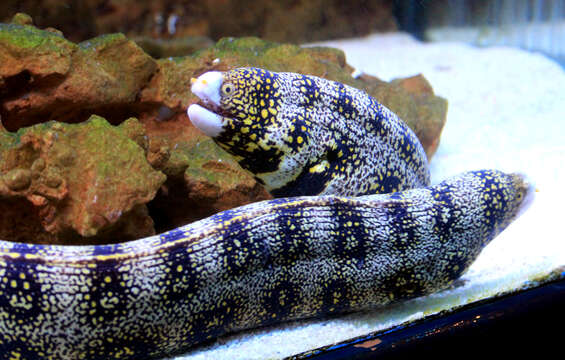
0,67 -> 531,360
210,68 -> 430,197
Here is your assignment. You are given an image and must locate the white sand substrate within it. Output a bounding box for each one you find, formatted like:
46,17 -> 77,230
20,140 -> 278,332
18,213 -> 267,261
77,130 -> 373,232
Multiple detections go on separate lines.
172,32 -> 565,360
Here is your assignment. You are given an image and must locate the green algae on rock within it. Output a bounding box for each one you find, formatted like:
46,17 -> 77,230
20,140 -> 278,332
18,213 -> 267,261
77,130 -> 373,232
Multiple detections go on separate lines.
0,22 -> 75,79
0,22 -> 157,130
0,116 -> 166,244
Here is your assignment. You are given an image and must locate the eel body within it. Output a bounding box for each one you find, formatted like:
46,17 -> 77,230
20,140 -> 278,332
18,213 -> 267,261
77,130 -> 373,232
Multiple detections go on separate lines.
0,67 -> 532,360
188,67 -> 430,197
0,171 -> 530,360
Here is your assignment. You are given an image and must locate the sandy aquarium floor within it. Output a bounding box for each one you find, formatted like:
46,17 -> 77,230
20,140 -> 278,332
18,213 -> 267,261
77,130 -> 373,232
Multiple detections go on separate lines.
172,32 -> 565,360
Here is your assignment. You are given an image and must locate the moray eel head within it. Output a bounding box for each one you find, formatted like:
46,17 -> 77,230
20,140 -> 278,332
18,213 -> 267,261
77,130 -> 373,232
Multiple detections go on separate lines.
189,68 -> 280,137
188,68 -> 313,193
507,172 -> 536,220
484,171 -> 536,240
188,71 -> 225,137
188,67 -> 431,197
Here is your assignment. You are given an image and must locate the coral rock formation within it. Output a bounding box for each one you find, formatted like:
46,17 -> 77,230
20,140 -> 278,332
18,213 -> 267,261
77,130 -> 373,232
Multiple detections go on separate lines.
0,16 -> 447,244
0,116 -> 165,244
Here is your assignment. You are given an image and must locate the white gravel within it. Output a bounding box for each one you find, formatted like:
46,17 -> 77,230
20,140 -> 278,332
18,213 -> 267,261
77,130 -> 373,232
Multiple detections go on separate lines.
172,32 -> 565,360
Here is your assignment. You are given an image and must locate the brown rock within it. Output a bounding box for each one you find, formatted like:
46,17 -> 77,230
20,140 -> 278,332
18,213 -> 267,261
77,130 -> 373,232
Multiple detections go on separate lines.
0,24 -> 157,130
392,75 -> 447,159
3,168 -> 32,191
0,20 -> 447,243
10,13 -> 33,26
0,116 -> 166,244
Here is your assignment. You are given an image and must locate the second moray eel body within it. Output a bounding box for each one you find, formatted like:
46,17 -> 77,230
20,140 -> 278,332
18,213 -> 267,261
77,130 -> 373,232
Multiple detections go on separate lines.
0,67 -> 532,360
0,171 -> 529,359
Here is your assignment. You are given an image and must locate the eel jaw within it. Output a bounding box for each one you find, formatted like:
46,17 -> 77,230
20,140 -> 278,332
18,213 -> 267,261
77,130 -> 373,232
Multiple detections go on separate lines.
188,71 -> 225,137
187,104 -> 223,138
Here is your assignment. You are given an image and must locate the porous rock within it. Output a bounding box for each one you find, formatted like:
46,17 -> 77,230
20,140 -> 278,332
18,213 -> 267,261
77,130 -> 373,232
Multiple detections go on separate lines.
0,116 -> 166,244
0,18 -> 447,242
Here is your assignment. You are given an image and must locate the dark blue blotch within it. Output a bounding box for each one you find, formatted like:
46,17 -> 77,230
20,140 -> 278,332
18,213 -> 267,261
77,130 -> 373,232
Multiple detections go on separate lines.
430,185 -> 457,241
297,75 -> 320,106
479,172 -> 509,229
92,244 -> 120,256
386,202 -> 417,251
331,201 -> 368,270
260,277 -> 298,324
271,157 -> 334,197
381,175 -> 402,193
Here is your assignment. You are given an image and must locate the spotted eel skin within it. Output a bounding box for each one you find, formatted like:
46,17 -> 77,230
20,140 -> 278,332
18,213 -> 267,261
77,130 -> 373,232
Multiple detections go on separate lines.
0,67 -> 532,360
188,67 -> 430,197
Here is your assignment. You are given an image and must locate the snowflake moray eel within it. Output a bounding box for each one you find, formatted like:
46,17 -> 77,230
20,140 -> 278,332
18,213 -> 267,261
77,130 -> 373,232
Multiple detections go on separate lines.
0,67 -> 532,359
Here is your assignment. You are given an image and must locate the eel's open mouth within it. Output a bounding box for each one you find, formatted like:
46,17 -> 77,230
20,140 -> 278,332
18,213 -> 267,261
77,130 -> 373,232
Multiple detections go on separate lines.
187,71 -> 226,137
194,99 -> 233,119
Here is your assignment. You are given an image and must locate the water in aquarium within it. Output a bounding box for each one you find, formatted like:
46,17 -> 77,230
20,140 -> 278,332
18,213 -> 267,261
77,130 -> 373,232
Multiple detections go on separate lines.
0,1 -> 564,359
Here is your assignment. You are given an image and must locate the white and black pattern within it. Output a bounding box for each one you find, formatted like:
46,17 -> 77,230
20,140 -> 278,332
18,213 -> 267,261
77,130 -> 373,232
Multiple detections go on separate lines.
207,68 -> 429,197
0,68 -> 532,360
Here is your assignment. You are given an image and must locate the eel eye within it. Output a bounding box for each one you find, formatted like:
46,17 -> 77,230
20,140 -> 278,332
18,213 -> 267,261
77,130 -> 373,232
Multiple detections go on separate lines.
221,83 -> 234,95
